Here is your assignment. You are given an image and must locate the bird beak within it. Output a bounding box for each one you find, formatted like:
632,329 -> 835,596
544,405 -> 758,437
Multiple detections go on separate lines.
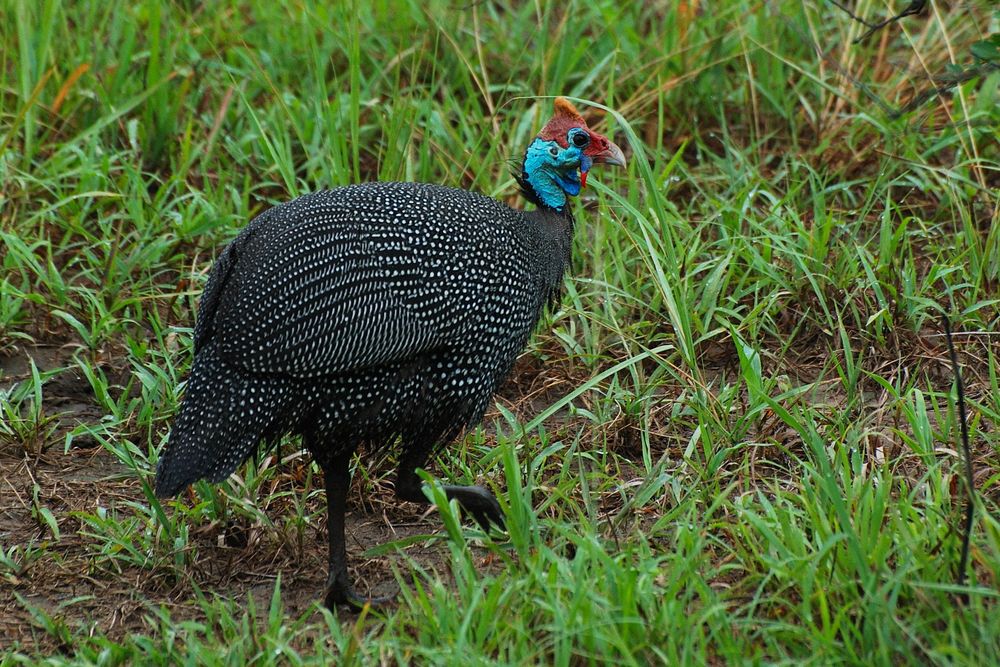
580,134 -> 626,188
589,139 -> 627,168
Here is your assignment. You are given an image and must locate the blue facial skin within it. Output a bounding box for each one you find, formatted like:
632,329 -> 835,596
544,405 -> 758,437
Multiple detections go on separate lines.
523,138 -> 590,211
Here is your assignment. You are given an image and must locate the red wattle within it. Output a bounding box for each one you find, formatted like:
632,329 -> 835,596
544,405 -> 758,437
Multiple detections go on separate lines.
580,170 -> 588,189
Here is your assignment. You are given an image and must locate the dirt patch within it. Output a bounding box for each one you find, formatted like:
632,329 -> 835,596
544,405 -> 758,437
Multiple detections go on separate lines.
0,339 -> 501,654
0,342 -> 111,455
1,442 -> 468,652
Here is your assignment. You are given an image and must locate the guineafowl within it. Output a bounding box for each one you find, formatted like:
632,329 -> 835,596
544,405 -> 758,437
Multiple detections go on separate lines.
154,97 -> 626,608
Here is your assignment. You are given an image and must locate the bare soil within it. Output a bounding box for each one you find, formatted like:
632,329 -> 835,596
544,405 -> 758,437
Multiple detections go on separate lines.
0,342 -> 475,652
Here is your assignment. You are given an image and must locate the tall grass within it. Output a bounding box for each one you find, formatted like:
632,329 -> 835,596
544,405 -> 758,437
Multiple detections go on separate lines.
1,0 -> 998,664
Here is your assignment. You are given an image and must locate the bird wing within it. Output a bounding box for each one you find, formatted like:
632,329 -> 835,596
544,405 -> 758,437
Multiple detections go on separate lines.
192,236 -> 242,355
202,191 -> 489,379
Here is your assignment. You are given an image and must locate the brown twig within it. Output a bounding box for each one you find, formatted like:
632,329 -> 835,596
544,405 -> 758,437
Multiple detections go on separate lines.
827,0 -> 928,43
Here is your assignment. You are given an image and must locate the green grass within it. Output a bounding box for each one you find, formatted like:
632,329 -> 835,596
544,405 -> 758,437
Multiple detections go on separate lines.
2,0 -> 999,664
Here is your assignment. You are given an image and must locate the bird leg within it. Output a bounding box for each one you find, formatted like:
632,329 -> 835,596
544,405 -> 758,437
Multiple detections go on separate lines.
395,452 -> 505,531
322,453 -> 392,610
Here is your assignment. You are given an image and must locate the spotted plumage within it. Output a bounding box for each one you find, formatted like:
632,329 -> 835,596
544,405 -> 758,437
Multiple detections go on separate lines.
155,97 -> 626,608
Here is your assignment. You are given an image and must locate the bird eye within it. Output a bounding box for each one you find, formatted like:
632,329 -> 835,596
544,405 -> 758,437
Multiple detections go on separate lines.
570,130 -> 590,148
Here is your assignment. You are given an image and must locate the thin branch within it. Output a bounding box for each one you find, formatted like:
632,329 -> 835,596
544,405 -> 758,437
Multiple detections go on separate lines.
943,315 -> 975,601
854,0 -> 927,43
826,0 -> 928,43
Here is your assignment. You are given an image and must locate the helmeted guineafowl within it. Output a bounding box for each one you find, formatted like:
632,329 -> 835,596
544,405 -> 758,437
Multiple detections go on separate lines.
154,97 -> 626,608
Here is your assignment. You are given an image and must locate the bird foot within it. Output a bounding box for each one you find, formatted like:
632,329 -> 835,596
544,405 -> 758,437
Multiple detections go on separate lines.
324,574 -> 395,611
443,484 -> 505,531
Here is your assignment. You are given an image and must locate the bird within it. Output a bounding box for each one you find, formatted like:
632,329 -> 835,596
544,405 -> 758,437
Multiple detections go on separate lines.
154,96 -> 626,609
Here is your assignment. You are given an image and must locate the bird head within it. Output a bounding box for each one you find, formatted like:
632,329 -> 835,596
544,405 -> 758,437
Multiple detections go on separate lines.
519,97 -> 626,212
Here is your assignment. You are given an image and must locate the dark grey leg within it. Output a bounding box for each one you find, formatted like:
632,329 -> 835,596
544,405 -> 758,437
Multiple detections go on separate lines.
395,448 -> 505,531
322,453 -> 392,610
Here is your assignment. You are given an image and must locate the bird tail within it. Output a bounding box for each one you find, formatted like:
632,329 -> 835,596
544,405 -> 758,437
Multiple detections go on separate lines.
154,340 -> 290,497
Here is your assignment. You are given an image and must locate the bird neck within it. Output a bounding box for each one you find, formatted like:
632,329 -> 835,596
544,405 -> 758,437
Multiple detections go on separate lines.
533,180 -> 566,211
523,207 -> 574,300
517,141 -> 582,213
